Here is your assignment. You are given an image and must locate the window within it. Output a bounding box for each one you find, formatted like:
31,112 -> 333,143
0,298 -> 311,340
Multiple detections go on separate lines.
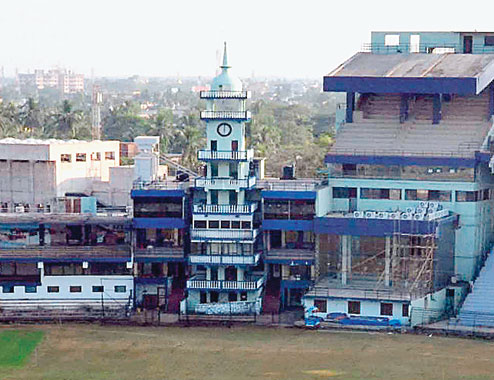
483,189 -> 490,201
76,153 -> 86,162
208,220 -> 220,229
361,188 -> 401,200
200,291 -> 207,303
446,288 -> 455,297
210,140 -> 217,151
405,189 -> 428,201
47,286 -> 59,293
402,304 -> 409,317
485,36 -> 494,46
241,221 -> 251,229
2,285 -> 14,293
456,191 -> 478,202
70,286 -> 82,293
314,299 -> 327,313
384,34 -> 400,46
194,220 -> 207,229
342,164 -> 357,176
91,152 -> 101,161
240,292 -> 247,301
114,285 -> 126,293
428,190 -> 452,202
221,221 -> 230,229
228,292 -> 237,302
333,187 -> 357,199
25,286 -> 37,293
348,301 -> 360,314
210,291 -> 219,303
92,285 -> 104,293
105,151 -> 115,160
60,154 -> 71,163
231,221 -> 241,229
380,302 -> 393,316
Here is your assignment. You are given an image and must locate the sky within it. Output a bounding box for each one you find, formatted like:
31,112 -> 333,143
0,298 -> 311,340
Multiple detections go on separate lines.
1,0 -> 494,79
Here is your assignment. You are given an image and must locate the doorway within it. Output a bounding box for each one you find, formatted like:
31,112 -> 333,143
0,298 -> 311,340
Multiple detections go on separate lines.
464,36 -> 473,53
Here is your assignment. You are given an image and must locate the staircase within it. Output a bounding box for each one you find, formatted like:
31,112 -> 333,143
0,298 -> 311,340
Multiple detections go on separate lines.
262,278 -> 281,315
457,251 -> 494,327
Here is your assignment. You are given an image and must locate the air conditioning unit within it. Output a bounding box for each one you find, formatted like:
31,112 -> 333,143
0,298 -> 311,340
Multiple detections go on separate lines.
365,211 -> 376,219
377,212 -> 385,219
416,207 -> 425,214
389,212 -> 400,219
419,201 -> 428,209
14,206 -> 25,213
401,213 -> 411,220
353,211 -> 364,218
428,202 -> 438,210
405,207 -> 414,214
414,213 -> 425,221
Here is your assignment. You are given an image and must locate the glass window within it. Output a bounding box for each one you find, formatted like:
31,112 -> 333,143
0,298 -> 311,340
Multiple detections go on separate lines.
361,188 -> 400,200
2,285 -> 14,293
314,299 -> 327,313
456,191 -> 478,202
342,164 -> 357,176
60,154 -> 71,163
25,286 -> 37,293
485,36 -> 494,46
47,286 -> 59,293
405,189 -> 428,201
114,285 -> 126,293
348,301 -> 360,314
91,152 -> 101,161
208,220 -> 220,229
428,190 -> 452,202
333,187 -> 357,199
402,304 -> 409,317
380,302 -> 393,316
220,221 -> 230,229
76,153 -> 86,162
231,221 -> 241,229
70,286 -> 82,293
194,220 -> 207,229
105,151 -> 115,160
241,221 -> 251,229
92,286 -> 104,293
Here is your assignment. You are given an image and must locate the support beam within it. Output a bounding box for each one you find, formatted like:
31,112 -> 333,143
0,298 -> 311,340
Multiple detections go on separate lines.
489,84 -> 494,118
400,94 -> 409,123
432,94 -> 441,124
385,236 -> 391,287
341,235 -> 352,285
346,92 -> 355,123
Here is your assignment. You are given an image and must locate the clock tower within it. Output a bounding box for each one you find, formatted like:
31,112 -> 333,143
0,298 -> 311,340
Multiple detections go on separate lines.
186,43 -> 263,315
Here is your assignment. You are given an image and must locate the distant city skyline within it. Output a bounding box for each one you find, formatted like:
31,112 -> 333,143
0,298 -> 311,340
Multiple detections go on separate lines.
1,0 -> 493,79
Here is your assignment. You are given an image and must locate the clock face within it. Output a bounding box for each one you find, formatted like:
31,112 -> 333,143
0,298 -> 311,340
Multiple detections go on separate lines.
217,123 -> 232,137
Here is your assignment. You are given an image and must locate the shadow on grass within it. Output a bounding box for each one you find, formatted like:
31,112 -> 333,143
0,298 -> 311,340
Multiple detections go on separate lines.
0,330 -> 44,368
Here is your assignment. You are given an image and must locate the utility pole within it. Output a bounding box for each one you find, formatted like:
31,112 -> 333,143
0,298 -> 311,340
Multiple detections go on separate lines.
91,84 -> 102,140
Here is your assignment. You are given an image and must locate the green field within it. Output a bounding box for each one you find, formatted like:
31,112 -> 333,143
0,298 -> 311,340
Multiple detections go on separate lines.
0,330 -> 44,368
1,325 -> 494,380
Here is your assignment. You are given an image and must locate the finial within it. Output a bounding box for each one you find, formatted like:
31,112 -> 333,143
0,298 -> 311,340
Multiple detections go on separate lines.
221,42 -> 231,69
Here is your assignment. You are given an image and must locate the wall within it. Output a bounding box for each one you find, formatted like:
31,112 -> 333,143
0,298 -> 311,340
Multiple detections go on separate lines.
315,186 -> 331,217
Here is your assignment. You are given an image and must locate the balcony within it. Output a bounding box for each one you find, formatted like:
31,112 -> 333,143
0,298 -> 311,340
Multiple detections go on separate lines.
264,248 -> 315,265
189,253 -> 261,265
0,245 -> 131,260
134,247 -> 184,261
193,203 -> 258,215
200,111 -> 251,121
194,176 -> 256,190
190,229 -> 259,242
198,149 -> 253,161
200,90 -> 250,99
187,274 -> 264,290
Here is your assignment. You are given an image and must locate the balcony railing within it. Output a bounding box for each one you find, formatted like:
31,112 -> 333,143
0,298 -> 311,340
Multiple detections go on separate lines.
200,111 -> 251,120
198,149 -> 253,161
190,229 -> 259,241
361,42 -> 494,54
189,253 -> 260,265
187,275 -> 264,290
194,176 -> 256,190
193,203 -> 258,214
133,180 -> 190,190
200,90 -> 250,99
134,246 -> 184,258
0,245 -> 131,259
257,179 -> 322,191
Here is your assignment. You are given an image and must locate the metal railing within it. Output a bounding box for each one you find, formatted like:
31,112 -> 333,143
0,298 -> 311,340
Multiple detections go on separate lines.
193,203 -> 258,214
195,176 -> 256,189
187,275 -> 264,290
190,229 -> 259,241
328,147 -> 479,158
134,246 -> 184,257
188,253 -> 261,265
198,149 -> 253,161
200,90 -> 250,99
361,42 -> 494,54
257,179 -> 322,191
133,180 -> 190,190
200,111 -> 251,120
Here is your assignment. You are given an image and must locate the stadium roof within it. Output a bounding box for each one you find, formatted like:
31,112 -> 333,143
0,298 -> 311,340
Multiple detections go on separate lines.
324,53 -> 494,95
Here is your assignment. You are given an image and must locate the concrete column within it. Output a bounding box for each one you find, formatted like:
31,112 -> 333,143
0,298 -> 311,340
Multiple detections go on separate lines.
347,237 -> 352,281
346,92 -> 355,123
391,234 -> 399,286
342,235 -> 349,285
281,230 -> 286,248
218,267 -> 225,281
266,231 -> 271,250
206,267 -> 211,281
237,267 -> 244,281
385,236 -> 391,287
433,94 -> 441,124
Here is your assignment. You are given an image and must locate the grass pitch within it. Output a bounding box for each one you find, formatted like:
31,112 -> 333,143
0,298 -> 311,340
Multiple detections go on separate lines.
0,330 -> 44,368
1,324 -> 494,380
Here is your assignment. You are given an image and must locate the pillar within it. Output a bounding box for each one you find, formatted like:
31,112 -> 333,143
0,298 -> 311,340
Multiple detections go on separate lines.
385,236 -> 391,287
218,267 -> 225,281
432,94 -> 441,124
281,230 -> 286,248
400,94 -> 409,123
341,235 -> 352,285
489,84 -> 494,118
346,92 -> 355,123
237,267 -> 244,281
391,234 -> 399,286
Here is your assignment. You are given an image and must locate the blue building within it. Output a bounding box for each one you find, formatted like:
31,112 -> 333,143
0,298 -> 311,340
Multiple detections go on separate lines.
303,31 -> 494,326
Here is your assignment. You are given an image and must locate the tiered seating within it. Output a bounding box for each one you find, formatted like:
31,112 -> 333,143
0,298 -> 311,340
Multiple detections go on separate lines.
410,96 -> 434,121
457,251 -> 494,327
442,93 -> 490,122
331,121 -> 490,157
360,95 -> 401,120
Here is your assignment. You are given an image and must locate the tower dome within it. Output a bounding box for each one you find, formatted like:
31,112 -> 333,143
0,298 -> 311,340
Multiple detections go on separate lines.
211,42 -> 242,91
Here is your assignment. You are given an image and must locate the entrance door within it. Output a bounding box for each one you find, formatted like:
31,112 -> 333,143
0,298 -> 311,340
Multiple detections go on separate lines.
410,34 -> 420,53
464,36 -> 473,53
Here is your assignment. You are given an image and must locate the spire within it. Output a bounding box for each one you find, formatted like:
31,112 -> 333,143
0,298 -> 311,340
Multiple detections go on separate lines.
220,42 -> 231,69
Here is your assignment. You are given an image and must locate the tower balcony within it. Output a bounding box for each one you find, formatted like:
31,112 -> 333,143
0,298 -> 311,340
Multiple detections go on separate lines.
193,203 -> 258,215
190,228 -> 259,242
187,274 -> 264,290
200,111 -> 251,121
198,149 -> 254,161
194,176 -> 256,190
200,90 -> 250,99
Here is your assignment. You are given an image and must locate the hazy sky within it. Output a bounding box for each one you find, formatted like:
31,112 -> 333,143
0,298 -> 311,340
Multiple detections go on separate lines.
2,0 -> 494,79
